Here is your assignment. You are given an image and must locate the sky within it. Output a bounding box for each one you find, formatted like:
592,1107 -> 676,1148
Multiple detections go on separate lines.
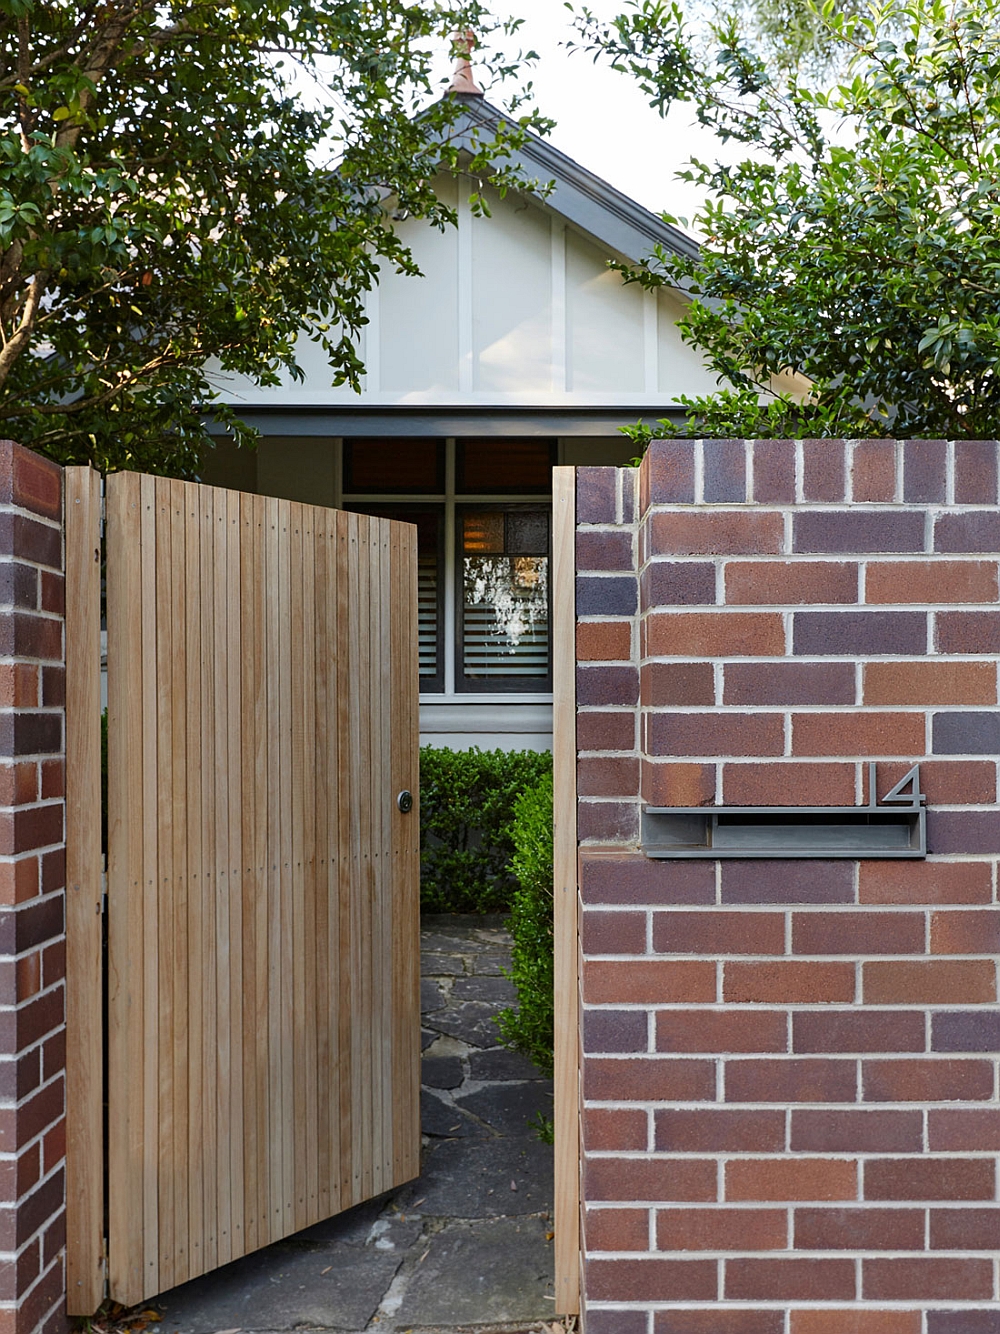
444,0 -> 724,229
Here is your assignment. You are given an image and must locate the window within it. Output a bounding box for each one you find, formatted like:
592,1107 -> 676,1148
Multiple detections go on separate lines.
343,439 -> 554,695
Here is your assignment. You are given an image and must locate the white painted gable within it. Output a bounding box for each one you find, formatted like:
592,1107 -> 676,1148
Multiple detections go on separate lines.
213,106 -> 720,413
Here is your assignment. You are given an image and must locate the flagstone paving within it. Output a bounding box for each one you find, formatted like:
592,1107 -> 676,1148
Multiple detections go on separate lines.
150,916 -> 557,1334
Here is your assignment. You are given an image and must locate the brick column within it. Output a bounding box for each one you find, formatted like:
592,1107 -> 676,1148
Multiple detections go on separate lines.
0,443 -> 67,1334
577,439 -> 1000,1334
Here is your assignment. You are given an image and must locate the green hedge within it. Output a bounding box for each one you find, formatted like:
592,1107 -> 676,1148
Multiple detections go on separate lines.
496,770 -> 554,1078
419,745 -> 551,914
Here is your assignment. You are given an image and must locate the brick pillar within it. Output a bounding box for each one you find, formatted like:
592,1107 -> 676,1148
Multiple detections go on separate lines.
0,443 -> 67,1334
577,439 -> 1000,1334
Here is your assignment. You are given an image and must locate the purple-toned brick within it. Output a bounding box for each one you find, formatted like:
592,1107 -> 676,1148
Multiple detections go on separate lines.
794,510 -> 926,554
903,439 -> 948,503
640,561 -> 716,607
803,440 -> 846,502
792,611 -> 926,656
579,854 -> 715,906
936,611 -> 1000,654
935,512 -> 1000,553
928,811 -> 1000,855
704,439 -> 746,502
584,1009 -> 649,1053
753,440 -> 796,503
577,530 -> 634,571
954,441 -> 999,505
577,665 -> 639,707
932,711 -> 1000,755
723,662 -> 856,706
644,440 -> 696,505
721,861 -> 855,905
932,1012 -> 1000,1052
576,575 -> 637,616
577,467 -> 618,524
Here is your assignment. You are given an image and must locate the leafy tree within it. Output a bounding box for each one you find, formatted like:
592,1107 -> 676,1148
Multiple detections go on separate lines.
573,0 -> 1000,441
0,2 -> 543,474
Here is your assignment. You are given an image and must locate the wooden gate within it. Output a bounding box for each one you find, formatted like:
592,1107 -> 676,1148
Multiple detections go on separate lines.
65,471 -> 421,1311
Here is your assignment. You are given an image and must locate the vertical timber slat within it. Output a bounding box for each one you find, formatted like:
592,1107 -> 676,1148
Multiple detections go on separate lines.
65,467 -> 105,1315
551,466 -> 580,1316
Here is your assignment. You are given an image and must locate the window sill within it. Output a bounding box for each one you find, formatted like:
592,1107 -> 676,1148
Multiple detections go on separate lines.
419,691 -> 554,706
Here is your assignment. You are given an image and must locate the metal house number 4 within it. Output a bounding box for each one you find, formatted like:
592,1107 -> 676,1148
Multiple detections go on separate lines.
871,763 -> 925,809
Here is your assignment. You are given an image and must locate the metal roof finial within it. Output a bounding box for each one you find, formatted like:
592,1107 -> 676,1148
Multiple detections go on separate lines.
448,30 -> 484,97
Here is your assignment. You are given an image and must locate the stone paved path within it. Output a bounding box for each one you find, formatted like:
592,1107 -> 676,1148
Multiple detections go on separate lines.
151,917 -> 557,1334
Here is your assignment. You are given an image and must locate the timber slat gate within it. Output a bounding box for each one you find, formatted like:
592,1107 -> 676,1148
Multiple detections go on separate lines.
65,470 -> 421,1312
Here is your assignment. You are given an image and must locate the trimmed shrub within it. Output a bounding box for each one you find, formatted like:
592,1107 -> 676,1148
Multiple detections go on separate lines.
419,745 -> 551,914
496,770 -> 554,1078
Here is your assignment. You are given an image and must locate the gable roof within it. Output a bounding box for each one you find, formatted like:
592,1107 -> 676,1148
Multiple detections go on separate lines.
444,92 -> 700,266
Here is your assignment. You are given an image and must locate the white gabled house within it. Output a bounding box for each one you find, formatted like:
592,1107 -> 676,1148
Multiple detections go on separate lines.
205,66 -> 719,752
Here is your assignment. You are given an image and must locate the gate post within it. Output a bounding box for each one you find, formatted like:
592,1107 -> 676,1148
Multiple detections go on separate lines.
0,442 -> 68,1334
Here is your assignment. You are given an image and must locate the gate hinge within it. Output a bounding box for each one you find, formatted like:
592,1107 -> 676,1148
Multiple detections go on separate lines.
99,480 -> 106,538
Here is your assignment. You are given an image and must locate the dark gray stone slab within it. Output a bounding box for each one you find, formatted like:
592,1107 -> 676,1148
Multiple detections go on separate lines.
397,1136 -> 553,1217
419,931 -> 478,953
421,1054 -> 465,1089
392,1216 -> 554,1326
420,977 -> 447,1012
468,1047 -> 545,1082
455,1081 -> 554,1138
423,1001 -> 503,1049
421,1088 -> 487,1139
420,952 -> 465,976
453,974 -> 516,1003
471,952 -> 508,975
421,1027 -> 437,1050
153,1241 -> 402,1332
293,1195 -> 388,1247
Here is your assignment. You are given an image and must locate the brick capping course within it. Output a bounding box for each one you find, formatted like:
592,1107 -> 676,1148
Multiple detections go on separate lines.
0,442 -> 67,1334
575,440 -> 1000,1329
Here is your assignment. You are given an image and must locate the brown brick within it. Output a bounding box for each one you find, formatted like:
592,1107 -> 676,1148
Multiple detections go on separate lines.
657,1010 -> 787,1055
864,960 -> 995,1004
641,561 -> 717,607
795,1206 -> 924,1250
954,440 -> 999,505
725,1058 -> 856,1104
641,761 -> 716,807
864,661 -> 996,706
792,911 -> 925,956
657,1315 -> 784,1334
791,1109 -> 923,1153
40,760 -> 63,801
641,663 -> 715,707
578,756 -> 640,798
723,763 -> 856,807
15,951 -> 40,1002
648,712 -> 784,758
577,468 -> 617,524
7,445 -> 62,521
721,860 -> 856,905
648,511 -> 784,556
792,711 -> 926,757
795,510 -> 925,554
578,800 -> 639,844
580,854 -> 715,906
587,1256 -> 716,1302
726,1258 -> 855,1301
41,666 -> 64,708
584,960 -> 717,1005
0,513 -> 62,569
937,610 -> 1000,653
803,440 -> 847,502
867,559 -> 998,605
577,530 -> 634,571
577,665 -> 639,707
585,1206 -> 649,1251
40,847 -> 64,895
903,438 -> 948,503
653,911 -> 784,956
584,907 -> 645,960
577,621 -> 632,662
929,1109 -> 1000,1150
851,440 -> 898,504
577,711 -> 636,752
657,1207 -> 785,1251
723,661 -> 856,706
725,561 -> 857,605
877,759 -> 996,805
931,1207 -> 1000,1249
859,860 -> 992,905
585,1010 -> 648,1054
645,611 -> 785,657
727,1159 -> 858,1202
793,1011 -> 925,1054
644,440 -> 696,505
583,1107 -> 648,1152
865,1157 -> 994,1200
725,962 -> 854,1004
585,1156 -> 717,1203
584,1057 -> 715,1102
932,909 -> 1000,954
792,1313 -> 920,1334
39,572 -> 63,615
864,1258 -> 993,1301
655,1108 -> 785,1152
864,1058 -> 994,1102
753,439 -> 796,503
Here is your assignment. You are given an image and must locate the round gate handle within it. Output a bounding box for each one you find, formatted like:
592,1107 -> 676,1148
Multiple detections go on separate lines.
397,790 -> 413,814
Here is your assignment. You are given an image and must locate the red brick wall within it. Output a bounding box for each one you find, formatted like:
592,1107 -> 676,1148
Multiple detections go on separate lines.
577,440 -> 1000,1334
0,444 -> 67,1334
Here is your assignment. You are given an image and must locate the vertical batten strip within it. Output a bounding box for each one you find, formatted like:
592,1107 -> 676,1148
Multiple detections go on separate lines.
65,467 -> 105,1315
199,486 -> 219,1272
552,465 -> 581,1316
226,486 -> 245,1258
